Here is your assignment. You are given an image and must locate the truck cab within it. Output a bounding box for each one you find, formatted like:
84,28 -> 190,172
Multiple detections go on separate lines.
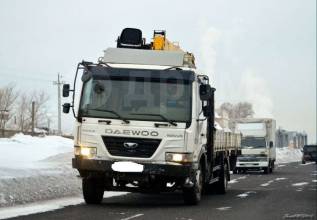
235,118 -> 276,174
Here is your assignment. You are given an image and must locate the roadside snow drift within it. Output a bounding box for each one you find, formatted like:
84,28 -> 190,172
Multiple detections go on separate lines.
0,134 -> 81,207
0,133 -> 73,169
276,147 -> 303,163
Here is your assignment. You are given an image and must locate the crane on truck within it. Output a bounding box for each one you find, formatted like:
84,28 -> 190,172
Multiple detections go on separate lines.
62,28 -> 241,205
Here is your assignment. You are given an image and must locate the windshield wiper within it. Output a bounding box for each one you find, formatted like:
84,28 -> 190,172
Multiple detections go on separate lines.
85,108 -> 130,124
130,113 -> 177,126
164,66 -> 183,71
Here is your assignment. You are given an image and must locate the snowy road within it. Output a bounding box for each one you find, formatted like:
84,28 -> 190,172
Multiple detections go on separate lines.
2,162 -> 316,220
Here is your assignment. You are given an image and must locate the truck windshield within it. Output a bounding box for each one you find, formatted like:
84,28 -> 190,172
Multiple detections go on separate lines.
79,67 -> 193,123
241,137 -> 266,148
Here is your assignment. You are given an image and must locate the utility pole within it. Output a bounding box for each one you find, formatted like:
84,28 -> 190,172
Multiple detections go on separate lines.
0,109 -> 9,137
31,101 -> 35,136
53,73 -> 65,135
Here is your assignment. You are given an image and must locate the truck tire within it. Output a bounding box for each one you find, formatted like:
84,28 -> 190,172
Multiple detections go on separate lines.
215,161 -> 228,194
183,164 -> 203,205
269,161 -> 274,173
82,177 -> 104,204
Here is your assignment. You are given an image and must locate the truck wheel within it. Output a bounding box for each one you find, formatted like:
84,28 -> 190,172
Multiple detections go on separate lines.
233,168 -> 238,174
302,160 -> 306,164
183,164 -> 203,205
215,162 -> 228,194
82,178 -> 104,204
269,161 -> 274,173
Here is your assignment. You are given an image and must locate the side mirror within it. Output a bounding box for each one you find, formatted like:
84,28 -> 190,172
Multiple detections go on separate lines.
63,84 -> 70,97
199,84 -> 212,101
202,105 -> 211,117
63,103 -> 71,114
269,141 -> 273,148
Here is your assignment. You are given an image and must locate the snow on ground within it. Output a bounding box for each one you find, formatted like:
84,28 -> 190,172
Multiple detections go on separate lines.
0,133 -> 73,169
0,134 -> 81,207
276,147 -> 303,164
0,192 -> 128,220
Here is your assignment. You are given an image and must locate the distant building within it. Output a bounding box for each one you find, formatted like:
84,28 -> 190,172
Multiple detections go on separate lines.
275,128 -> 307,148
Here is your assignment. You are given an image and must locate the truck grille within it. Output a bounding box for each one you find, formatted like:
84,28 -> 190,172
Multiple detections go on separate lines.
102,136 -> 161,158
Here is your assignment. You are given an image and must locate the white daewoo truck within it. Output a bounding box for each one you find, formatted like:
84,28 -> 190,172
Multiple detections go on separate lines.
62,28 -> 241,205
234,118 -> 276,174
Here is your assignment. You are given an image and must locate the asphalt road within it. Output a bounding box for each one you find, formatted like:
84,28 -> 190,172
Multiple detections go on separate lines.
7,162 -> 317,220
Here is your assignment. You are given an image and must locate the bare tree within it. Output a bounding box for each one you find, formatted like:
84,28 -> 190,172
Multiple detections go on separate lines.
16,93 -> 30,132
233,102 -> 254,119
217,102 -> 234,118
30,90 -> 50,128
217,101 -> 254,120
0,84 -> 18,134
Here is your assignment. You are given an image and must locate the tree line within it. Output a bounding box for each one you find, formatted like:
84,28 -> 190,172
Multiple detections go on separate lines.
0,84 -> 49,133
216,102 -> 254,120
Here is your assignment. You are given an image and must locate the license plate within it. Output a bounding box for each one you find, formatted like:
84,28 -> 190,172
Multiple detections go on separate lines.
111,161 -> 144,172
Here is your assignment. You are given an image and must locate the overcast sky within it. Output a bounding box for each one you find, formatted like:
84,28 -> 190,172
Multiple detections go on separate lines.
0,0 -> 316,143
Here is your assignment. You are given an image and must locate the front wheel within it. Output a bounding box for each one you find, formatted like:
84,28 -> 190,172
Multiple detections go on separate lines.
269,161 -> 274,173
215,162 -> 229,194
82,178 -> 104,204
183,164 -> 203,205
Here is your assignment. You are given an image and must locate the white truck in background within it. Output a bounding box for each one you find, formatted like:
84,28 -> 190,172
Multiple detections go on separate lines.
234,118 -> 276,174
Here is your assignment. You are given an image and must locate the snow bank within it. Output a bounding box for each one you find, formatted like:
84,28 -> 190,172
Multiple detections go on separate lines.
0,134 -> 79,207
0,133 -> 73,169
0,192 -> 128,220
276,147 -> 303,163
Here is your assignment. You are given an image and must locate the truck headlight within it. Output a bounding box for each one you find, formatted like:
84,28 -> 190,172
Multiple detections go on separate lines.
74,146 -> 97,158
165,152 -> 193,163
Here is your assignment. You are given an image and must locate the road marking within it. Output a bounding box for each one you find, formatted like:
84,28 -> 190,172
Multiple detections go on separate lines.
261,180 -> 274,187
236,191 -> 256,198
292,182 -> 308,186
229,176 -> 247,184
275,177 -> 287,181
216,206 -> 231,211
121,214 -> 144,220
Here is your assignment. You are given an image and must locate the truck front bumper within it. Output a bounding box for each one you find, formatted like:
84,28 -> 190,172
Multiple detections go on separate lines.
236,161 -> 269,168
72,157 -> 198,178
